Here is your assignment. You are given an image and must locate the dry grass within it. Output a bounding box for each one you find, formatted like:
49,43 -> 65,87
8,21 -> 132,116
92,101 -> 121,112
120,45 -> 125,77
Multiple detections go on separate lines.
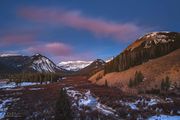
89,49 -> 180,91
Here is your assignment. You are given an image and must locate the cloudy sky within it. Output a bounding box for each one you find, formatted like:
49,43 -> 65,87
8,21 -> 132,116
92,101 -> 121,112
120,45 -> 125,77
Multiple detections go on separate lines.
0,0 -> 179,63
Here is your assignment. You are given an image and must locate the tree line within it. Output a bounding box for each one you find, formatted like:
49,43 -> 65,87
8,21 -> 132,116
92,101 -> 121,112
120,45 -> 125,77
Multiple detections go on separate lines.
0,72 -> 63,84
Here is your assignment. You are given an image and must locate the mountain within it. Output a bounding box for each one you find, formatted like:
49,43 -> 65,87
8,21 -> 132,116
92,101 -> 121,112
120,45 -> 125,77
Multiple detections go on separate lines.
78,59 -> 105,76
89,31 -> 180,91
105,32 -> 180,73
105,57 -> 114,63
0,54 -> 65,74
30,54 -> 64,73
58,60 -> 92,71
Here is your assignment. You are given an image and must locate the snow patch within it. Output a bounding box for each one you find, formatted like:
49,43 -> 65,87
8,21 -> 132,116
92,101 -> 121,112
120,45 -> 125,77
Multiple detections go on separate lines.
29,88 -> 44,91
0,98 -> 13,119
119,98 -> 160,110
0,82 -> 16,89
143,32 -> 175,48
64,87 -> 116,116
0,82 -> 45,89
148,115 -> 180,120
0,98 -> 20,119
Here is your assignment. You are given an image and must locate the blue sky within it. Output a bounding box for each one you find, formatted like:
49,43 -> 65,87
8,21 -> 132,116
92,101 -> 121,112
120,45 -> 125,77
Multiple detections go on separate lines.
0,0 -> 179,63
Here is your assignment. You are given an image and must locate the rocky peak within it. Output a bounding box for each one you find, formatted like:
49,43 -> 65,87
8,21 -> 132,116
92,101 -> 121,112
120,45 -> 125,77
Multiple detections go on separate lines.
126,32 -> 180,51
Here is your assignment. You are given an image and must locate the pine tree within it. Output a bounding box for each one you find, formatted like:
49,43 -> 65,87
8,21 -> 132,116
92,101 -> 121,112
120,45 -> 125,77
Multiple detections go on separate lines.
165,76 -> 170,91
161,79 -> 165,90
161,76 -> 171,91
128,78 -> 133,88
105,79 -> 108,87
55,89 -> 72,120
134,71 -> 144,85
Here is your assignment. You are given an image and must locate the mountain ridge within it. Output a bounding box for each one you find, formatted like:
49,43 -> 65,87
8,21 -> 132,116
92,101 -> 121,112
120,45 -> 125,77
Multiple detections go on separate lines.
0,53 -> 65,74
58,60 -> 93,71
104,31 -> 180,74
77,59 -> 105,76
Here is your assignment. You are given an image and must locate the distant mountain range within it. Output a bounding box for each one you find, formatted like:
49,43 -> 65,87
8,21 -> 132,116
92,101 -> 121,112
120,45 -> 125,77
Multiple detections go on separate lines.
58,59 -> 106,76
0,54 -> 65,74
58,60 -> 93,71
58,57 -> 113,72
0,53 -> 106,75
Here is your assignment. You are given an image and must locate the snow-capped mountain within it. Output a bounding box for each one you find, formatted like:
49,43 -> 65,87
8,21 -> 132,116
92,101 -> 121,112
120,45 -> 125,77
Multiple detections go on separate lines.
77,59 -> 106,75
0,53 -> 65,73
31,54 -> 63,73
58,60 -> 93,71
58,58 -> 113,71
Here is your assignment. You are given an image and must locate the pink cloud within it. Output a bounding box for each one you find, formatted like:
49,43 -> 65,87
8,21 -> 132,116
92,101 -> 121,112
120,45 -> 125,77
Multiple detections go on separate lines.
0,34 -> 35,47
27,42 -> 72,56
19,7 -> 148,40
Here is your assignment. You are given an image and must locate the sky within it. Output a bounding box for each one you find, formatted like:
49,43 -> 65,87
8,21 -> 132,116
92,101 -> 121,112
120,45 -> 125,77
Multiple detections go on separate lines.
0,0 -> 180,63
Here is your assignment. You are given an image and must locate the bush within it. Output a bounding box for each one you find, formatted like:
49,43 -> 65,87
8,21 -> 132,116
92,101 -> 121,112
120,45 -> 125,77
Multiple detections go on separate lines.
146,89 -> 160,94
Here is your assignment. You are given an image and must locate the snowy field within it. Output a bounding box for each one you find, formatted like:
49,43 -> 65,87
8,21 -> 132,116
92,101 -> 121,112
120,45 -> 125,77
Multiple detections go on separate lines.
0,81 -> 45,119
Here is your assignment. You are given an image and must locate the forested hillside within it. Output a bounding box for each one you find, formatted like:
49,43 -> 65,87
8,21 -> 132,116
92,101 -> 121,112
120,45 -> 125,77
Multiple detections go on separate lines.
105,32 -> 180,74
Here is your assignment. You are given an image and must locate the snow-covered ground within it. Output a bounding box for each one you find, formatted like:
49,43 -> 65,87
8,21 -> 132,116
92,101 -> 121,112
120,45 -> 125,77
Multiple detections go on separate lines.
0,98 -> 12,119
148,115 -> 180,120
64,87 -> 117,116
0,81 -> 45,119
0,81 -> 50,90
0,98 -> 20,119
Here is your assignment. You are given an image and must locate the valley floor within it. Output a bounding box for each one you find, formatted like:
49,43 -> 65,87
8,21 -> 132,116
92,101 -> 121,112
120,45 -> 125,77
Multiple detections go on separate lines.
0,76 -> 180,120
